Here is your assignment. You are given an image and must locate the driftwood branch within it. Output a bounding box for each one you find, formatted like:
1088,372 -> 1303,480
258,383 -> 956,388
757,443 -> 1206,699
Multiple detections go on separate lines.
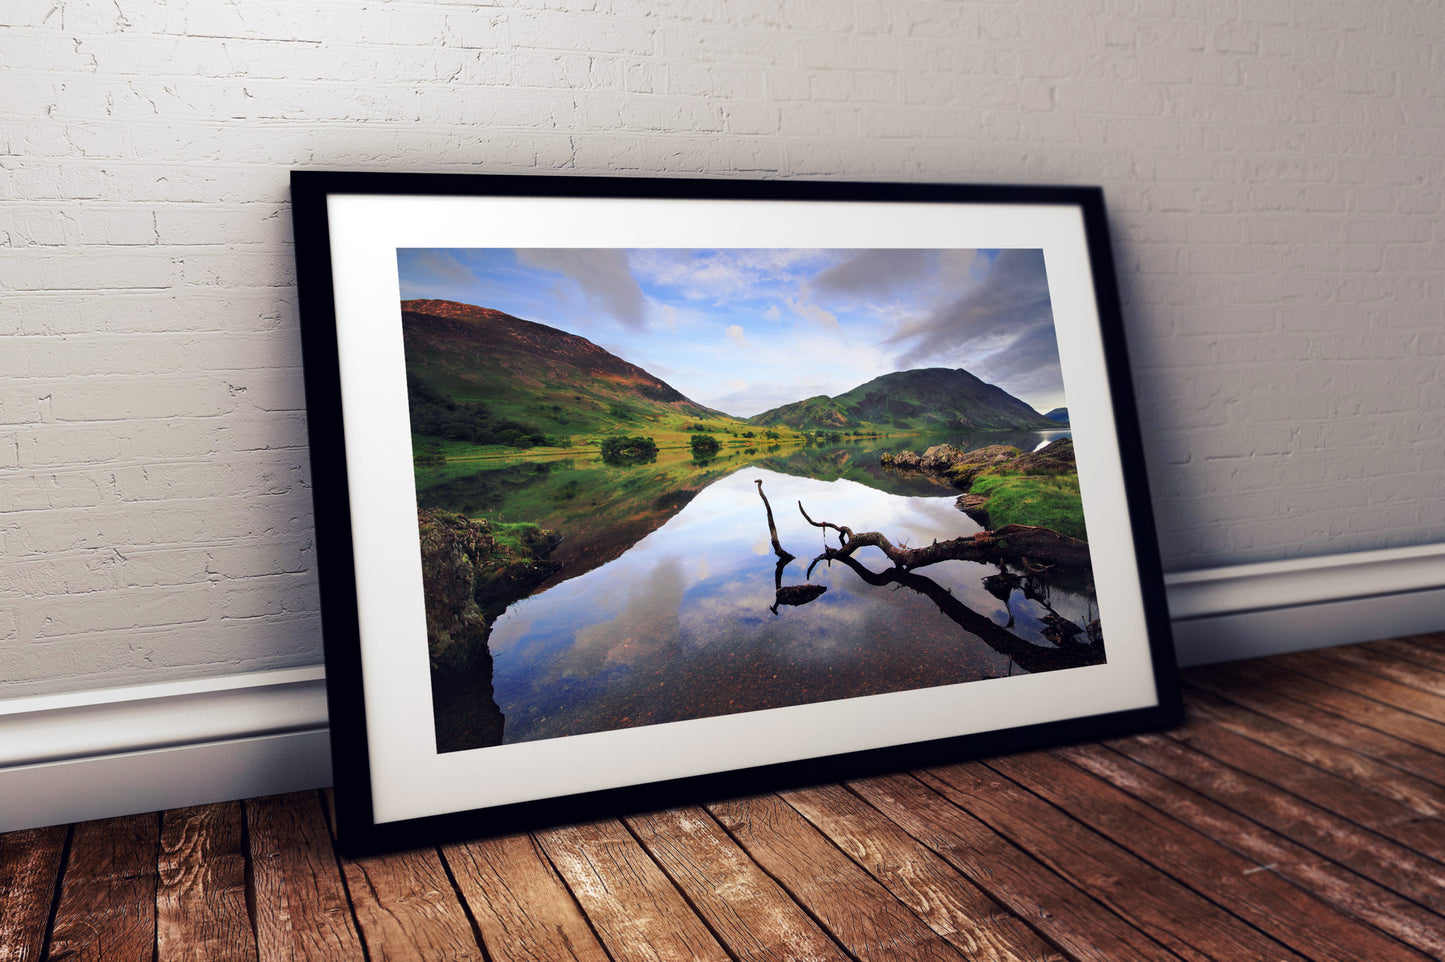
755,480 -> 795,562
756,480 -> 825,613
798,501 -> 1090,573
770,485 -> 1099,660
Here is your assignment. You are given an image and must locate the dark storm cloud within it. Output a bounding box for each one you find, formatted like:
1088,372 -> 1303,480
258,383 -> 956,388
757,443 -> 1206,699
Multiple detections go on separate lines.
810,250 -> 938,300
405,249 -> 478,286
885,249 -> 1059,389
973,321 -> 1064,401
516,248 -> 648,331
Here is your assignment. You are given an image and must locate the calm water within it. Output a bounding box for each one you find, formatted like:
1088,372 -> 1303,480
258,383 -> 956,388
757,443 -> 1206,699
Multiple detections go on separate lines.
481,450 -> 1101,745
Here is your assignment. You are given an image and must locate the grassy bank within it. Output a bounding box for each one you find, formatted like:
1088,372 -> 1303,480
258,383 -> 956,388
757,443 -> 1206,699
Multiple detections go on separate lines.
967,472 -> 1087,541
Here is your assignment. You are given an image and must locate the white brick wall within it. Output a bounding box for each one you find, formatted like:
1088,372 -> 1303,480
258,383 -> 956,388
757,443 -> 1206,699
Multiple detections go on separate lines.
3,0 -> 1443,697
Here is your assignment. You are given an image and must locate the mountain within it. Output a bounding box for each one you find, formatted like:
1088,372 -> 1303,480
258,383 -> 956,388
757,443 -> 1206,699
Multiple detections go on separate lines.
1044,407 -> 1069,423
401,299 -> 730,437
749,368 -> 1057,433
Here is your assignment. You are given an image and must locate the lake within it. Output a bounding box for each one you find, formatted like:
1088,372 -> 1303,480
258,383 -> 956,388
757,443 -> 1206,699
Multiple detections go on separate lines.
422,434 -> 1104,750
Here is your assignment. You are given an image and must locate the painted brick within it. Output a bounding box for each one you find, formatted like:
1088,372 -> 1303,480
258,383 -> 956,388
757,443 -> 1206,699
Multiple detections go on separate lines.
152,205 -> 285,246
45,376 -> 233,421
25,585 -> 213,639
1,336 -> 190,378
203,542 -> 313,579
0,473 -> 106,513
216,412 -> 312,453
111,462 -> 238,502
10,548 -> 203,596
218,565 -> 318,611
3,0 -> 1445,698
0,249 -> 177,292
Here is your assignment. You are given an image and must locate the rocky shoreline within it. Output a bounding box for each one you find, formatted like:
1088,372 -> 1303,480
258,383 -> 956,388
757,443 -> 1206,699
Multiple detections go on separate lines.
881,438 -> 1091,572
418,507 -> 560,753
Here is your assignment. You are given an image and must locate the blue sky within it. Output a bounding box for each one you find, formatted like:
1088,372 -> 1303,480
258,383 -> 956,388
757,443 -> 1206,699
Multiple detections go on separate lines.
397,247 -> 1066,417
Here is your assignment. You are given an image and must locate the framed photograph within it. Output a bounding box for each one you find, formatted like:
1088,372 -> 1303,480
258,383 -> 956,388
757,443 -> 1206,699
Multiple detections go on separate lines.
291,171 -> 1181,852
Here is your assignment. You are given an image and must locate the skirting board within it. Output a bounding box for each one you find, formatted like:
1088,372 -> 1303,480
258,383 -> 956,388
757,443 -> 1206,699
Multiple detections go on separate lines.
0,667 -> 332,834
2,543 -> 1442,833
1166,542 -> 1445,667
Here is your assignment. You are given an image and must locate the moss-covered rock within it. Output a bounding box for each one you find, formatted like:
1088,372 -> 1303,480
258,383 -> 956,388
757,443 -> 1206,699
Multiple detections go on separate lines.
417,508 -> 560,671
419,508 -> 562,753
418,509 -> 491,673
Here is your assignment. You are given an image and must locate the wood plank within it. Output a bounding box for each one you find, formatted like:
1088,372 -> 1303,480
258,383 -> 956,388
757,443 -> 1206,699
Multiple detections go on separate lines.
991,750 -> 1432,962
1059,741 -> 1445,959
846,772 -> 1182,961
338,844 -> 483,961
1199,658 -> 1445,754
156,801 -> 257,962
1106,731 -> 1445,914
917,761 -> 1306,961
322,789 -> 482,960
1362,637 -> 1445,675
1165,715 -> 1445,861
47,813 -> 160,962
626,805 -> 854,962
1318,643 -> 1445,696
1184,687 -> 1445,816
247,791 -> 366,961
0,824 -> 67,962
1404,630 -> 1445,651
1271,649 -> 1445,725
440,831 -> 610,962
708,792 -> 967,961
779,783 -> 1066,962
536,819 -> 730,962
1184,667 -> 1445,788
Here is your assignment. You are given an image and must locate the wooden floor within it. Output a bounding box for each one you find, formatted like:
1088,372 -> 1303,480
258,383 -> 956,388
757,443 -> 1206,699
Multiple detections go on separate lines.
4,635 -> 1445,961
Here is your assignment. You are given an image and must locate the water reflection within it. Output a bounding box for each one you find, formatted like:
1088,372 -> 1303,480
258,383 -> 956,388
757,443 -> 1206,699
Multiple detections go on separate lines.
1031,430 -> 1071,452
480,463 -> 1102,745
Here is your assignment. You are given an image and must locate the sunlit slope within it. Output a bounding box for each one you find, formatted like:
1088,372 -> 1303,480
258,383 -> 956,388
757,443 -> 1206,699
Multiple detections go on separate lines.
401,299 -> 738,439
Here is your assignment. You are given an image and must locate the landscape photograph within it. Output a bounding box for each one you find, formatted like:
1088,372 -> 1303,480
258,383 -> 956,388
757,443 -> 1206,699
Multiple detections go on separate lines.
396,246 -> 1105,753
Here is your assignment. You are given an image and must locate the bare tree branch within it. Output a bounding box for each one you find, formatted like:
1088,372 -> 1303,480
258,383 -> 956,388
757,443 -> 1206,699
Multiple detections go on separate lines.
798,501 -> 1091,573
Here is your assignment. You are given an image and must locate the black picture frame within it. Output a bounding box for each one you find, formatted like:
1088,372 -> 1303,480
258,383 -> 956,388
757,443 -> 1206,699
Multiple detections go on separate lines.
291,170 -> 1181,854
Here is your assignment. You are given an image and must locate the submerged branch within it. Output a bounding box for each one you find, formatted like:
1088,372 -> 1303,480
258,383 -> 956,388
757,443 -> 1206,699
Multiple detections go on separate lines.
757,480 -> 825,613
819,552 -> 1103,673
755,479 -> 795,562
785,489 -> 1099,664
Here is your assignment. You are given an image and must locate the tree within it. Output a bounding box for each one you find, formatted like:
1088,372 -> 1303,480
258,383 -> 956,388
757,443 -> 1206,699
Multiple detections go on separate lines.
689,434 -> 721,459
600,435 -> 658,465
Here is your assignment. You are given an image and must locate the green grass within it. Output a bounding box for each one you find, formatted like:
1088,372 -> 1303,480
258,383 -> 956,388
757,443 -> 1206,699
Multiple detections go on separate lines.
413,416 -> 808,472
968,472 -> 1087,542
489,520 -> 550,553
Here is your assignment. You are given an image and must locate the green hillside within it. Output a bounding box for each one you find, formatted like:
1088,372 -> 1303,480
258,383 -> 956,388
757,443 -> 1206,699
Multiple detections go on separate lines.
401,299 -> 769,458
749,368 -> 1056,433
401,300 -> 1056,468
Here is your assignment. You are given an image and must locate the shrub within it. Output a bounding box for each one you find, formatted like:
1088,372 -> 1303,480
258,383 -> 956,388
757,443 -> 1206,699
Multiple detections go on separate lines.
689,434 -> 721,459
600,435 -> 658,465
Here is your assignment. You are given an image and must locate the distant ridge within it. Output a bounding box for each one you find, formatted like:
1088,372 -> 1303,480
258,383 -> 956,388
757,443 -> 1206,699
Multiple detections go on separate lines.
1045,407 -> 1069,423
750,367 -> 1057,433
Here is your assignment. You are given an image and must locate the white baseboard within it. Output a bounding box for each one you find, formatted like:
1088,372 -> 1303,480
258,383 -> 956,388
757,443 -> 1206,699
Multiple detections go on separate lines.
3,543 -> 1442,833
0,730 -> 332,833
0,667 -> 331,833
1165,542 -> 1445,667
